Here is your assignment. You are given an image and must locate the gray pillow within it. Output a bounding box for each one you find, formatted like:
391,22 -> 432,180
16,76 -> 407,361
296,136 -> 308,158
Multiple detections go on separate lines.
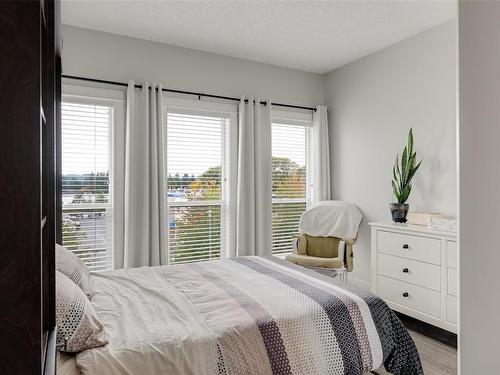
56,271 -> 108,352
56,243 -> 93,299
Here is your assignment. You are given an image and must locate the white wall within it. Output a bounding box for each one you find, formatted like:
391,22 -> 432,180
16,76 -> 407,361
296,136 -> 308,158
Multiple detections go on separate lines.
61,25 -> 324,106
459,2 -> 500,372
323,21 -> 457,286
62,24 -> 458,289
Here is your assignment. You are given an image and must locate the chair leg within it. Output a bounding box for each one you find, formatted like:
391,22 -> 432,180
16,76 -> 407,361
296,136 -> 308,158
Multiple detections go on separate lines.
339,268 -> 347,283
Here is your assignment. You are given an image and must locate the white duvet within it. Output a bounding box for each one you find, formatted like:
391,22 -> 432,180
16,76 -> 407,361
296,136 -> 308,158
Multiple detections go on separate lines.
76,266 -> 219,375
58,257 -> 420,375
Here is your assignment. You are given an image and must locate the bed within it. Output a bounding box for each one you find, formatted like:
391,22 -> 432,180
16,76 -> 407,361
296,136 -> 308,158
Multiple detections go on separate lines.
58,256 -> 423,375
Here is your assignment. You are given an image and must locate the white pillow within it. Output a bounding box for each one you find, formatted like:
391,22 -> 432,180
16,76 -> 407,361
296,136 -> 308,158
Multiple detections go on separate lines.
56,271 -> 108,353
56,244 -> 93,299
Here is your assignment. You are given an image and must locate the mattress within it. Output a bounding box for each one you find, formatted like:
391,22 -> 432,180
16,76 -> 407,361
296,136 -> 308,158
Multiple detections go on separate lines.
61,256 -> 422,375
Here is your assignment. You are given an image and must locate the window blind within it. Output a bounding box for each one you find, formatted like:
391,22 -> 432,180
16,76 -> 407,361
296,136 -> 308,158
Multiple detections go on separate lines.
61,102 -> 113,271
166,110 -> 231,264
272,122 -> 311,254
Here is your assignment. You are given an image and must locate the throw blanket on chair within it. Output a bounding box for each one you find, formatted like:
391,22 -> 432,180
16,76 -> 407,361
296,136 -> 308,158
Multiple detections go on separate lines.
299,200 -> 362,240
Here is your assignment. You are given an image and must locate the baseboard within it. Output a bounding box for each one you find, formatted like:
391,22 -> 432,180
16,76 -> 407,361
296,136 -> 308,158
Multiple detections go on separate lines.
395,311 -> 457,349
348,277 -> 371,291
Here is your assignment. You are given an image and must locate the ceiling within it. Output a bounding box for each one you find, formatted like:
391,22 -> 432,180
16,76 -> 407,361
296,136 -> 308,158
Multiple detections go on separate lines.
61,0 -> 457,74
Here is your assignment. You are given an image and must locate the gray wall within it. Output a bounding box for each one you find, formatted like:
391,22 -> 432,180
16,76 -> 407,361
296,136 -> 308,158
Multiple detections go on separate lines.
459,2 -> 500,372
323,21 -> 457,286
61,25 -> 324,106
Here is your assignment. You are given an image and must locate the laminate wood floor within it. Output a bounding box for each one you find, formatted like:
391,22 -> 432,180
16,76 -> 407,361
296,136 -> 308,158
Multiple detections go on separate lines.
369,330 -> 457,375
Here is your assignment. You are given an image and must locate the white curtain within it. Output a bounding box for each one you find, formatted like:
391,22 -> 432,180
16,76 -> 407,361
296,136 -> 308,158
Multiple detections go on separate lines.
234,98 -> 273,257
312,105 -> 331,202
116,81 -> 168,269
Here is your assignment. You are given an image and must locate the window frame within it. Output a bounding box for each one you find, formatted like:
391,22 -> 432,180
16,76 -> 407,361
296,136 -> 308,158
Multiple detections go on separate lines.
271,108 -> 314,255
61,83 -> 125,270
163,96 -> 238,263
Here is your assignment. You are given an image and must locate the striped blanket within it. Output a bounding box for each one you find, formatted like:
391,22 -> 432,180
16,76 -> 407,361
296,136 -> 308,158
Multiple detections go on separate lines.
76,256 -> 423,375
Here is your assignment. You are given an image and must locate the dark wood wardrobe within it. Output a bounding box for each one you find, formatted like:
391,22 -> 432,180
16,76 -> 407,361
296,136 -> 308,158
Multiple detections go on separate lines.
0,1 -> 61,374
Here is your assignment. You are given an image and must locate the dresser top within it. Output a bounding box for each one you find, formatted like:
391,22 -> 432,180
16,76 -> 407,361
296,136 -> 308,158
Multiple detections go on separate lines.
369,222 -> 457,239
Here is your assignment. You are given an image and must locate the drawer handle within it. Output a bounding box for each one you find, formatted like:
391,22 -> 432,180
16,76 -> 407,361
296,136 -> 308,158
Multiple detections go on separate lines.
402,292 -> 409,298
402,268 -> 409,273
402,244 -> 409,249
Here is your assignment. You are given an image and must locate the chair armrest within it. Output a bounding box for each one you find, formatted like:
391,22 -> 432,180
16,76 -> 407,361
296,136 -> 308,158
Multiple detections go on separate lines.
345,241 -> 354,272
292,234 -> 299,254
293,233 -> 309,255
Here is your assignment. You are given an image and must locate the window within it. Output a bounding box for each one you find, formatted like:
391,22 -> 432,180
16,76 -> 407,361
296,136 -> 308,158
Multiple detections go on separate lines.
166,100 -> 236,264
272,119 -> 312,254
61,100 -> 114,271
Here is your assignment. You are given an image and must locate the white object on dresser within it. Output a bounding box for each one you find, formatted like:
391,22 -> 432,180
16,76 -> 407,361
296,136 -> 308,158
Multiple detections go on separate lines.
406,212 -> 441,226
428,217 -> 457,232
370,222 -> 458,333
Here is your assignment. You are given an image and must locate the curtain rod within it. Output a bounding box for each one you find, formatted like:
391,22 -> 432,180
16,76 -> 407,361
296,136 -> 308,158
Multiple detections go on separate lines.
62,74 -> 317,112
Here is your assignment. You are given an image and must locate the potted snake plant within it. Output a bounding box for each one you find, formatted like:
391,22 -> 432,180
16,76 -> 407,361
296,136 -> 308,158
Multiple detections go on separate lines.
391,128 -> 422,223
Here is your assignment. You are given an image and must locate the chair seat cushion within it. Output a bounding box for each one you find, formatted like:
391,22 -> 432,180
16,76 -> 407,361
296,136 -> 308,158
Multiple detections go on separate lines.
297,234 -> 342,258
285,253 -> 345,269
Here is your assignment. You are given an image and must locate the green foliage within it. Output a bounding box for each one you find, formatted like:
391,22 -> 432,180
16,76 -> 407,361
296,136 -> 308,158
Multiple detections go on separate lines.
272,202 -> 306,252
63,172 -> 109,215
272,157 -> 299,188
170,156 -> 306,262
190,166 -> 222,200
169,167 -> 222,263
392,129 -> 422,204
62,221 -> 86,255
272,157 -> 305,199
170,205 -> 221,263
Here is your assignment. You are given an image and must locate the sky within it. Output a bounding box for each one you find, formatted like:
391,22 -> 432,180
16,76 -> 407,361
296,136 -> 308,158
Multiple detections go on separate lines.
61,102 -> 111,175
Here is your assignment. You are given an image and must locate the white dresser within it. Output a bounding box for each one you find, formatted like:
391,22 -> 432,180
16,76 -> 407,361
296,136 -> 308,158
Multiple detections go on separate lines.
370,222 -> 458,333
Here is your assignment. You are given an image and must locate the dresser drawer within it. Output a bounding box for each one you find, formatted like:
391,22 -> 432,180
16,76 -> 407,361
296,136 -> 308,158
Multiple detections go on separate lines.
446,241 -> 458,269
377,230 -> 441,265
377,275 -> 441,317
446,295 -> 458,324
377,253 -> 441,291
447,268 -> 458,297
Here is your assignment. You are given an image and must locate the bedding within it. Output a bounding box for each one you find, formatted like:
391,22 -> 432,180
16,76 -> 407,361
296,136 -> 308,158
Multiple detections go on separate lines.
56,271 -> 108,352
58,353 -> 80,375
70,256 -> 422,375
56,243 -> 93,298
